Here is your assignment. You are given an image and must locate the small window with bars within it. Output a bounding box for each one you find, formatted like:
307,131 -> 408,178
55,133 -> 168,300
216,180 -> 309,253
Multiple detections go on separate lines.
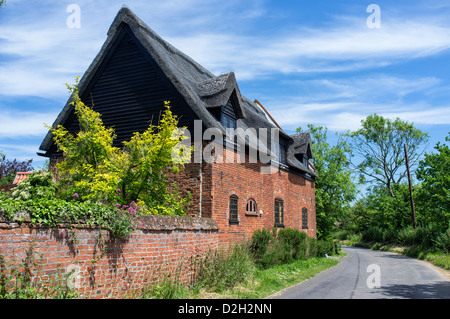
302,207 -> 308,229
274,198 -> 284,227
229,195 -> 239,225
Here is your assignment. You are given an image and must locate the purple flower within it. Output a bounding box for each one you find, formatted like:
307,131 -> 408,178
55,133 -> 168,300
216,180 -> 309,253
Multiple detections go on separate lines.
114,203 -> 121,208
73,193 -> 79,198
117,188 -> 121,192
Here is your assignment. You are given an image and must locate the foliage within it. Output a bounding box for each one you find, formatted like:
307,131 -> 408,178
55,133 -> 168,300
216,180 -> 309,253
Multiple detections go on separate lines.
348,183 -> 417,231
0,151 -> 33,185
0,197 -> 136,238
297,125 -> 356,239
193,244 -> 255,292
49,80 -> 125,203
416,132 -> 450,232
119,104 -> 192,207
347,113 -> 429,197
11,171 -> 56,201
49,79 -> 191,215
0,245 -> 78,299
249,228 -> 336,269
358,224 -> 450,253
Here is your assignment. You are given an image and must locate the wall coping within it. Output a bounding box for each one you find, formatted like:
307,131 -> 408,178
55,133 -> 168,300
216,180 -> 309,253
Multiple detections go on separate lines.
0,214 -> 218,231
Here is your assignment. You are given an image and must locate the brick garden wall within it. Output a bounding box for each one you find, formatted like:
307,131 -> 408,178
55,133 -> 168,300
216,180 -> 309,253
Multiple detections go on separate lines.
0,215 -> 218,299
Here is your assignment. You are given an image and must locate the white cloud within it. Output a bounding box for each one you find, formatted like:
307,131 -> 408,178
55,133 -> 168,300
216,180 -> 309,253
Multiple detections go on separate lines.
0,111 -> 57,138
261,74 -> 450,132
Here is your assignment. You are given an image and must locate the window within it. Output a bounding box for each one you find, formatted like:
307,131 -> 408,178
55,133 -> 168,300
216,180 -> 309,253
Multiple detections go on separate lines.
279,144 -> 286,164
302,154 -> 308,167
229,195 -> 239,225
272,140 -> 287,165
221,99 -> 237,142
274,198 -> 284,227
246,198 -> 257,215
302,207 -> 308,229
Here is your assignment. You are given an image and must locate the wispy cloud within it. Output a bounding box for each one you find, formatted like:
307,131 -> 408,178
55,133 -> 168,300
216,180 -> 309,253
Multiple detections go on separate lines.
0,110 -> 57,138
1,0 -> 450,143
264,74 -> 449,132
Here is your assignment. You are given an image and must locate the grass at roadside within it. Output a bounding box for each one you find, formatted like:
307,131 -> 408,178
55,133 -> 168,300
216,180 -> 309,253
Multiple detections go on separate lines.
135,253 -> 343,299
222,256 -> 342,299
341,234 -> 450,271
134,228 -> 346,299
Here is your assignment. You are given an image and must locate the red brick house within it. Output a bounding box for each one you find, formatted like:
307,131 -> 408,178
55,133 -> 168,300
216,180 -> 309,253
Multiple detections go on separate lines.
38,8 -> 317,246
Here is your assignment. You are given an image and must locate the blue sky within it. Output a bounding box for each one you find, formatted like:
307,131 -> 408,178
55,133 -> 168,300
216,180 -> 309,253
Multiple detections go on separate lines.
0,0 -> 449,170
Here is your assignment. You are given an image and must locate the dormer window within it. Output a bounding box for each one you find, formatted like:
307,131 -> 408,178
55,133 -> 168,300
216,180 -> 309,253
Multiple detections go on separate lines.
272,139 -> 287,165
222,113 -> 236,140
279,144 -> 287,164
221,98 -> 238,142
302,154 -> 308,167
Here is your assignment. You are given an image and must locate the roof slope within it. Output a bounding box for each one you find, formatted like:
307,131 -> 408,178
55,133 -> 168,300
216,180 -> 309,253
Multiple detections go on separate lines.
39,7 -> 316,178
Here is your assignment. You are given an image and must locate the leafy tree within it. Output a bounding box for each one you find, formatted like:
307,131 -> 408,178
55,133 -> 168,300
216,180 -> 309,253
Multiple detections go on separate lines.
49,79 -> 191,215
416,132 -> 450,231
347,114 -> 429,197
50,80 -> 124,202
0,1 -> 6,8
359,184 -> 415,230
297,125 -> 356,239
0,151 -> 33,185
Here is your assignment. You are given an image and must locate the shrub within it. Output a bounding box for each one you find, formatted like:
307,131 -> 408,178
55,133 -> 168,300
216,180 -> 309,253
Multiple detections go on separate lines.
434,227 -> 450,253
361,227 -> 384,242
249,228 -> 273,264
0,198 -> 137,239
193,244 -> 255,291
11,171 -> 56,201
277,228 -> 308,261
50,79 -> 191,214
316,239 -> 335,257
249,228 -> 336,269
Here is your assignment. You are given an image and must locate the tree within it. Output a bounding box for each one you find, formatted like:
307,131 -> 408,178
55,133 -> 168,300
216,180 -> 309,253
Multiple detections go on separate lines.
297,125 -> 356,239
0,1 -> 6,8
50,79 -> 191,215
416,132 -> 450,230
347,114 -> 429,197
0,151 -> 33,185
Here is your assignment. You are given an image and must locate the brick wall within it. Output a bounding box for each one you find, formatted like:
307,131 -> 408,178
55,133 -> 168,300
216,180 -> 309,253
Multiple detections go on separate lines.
0,215 -> 218,299
209,146 -> 317,247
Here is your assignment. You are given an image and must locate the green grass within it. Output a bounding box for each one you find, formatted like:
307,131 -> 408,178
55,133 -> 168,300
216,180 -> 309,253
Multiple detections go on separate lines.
134,253 -> 343,299
228,256 -> 341,299
134,229 -> 345,299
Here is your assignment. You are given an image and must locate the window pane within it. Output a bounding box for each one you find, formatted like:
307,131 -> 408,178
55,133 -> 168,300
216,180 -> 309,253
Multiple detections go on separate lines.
230,197 -> 238,223
275,199 -> 283,225
302,208 -> 308,229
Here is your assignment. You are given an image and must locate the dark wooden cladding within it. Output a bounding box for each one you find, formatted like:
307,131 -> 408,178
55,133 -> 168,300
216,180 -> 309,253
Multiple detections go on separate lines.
222,98 -> 238,120
64,25 -> 198,147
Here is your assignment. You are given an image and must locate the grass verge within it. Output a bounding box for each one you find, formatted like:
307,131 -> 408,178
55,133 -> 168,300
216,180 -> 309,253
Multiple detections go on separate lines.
342,237 -> 450,271
135,253 -> 343,299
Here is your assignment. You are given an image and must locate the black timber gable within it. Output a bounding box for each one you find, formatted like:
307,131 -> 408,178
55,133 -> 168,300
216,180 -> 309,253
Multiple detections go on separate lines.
48,25 -> 198,153
39,8 -> 317,180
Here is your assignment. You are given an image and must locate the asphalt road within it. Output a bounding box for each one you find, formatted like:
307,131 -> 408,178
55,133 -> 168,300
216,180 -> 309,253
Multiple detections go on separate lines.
270,246 -> 450,299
